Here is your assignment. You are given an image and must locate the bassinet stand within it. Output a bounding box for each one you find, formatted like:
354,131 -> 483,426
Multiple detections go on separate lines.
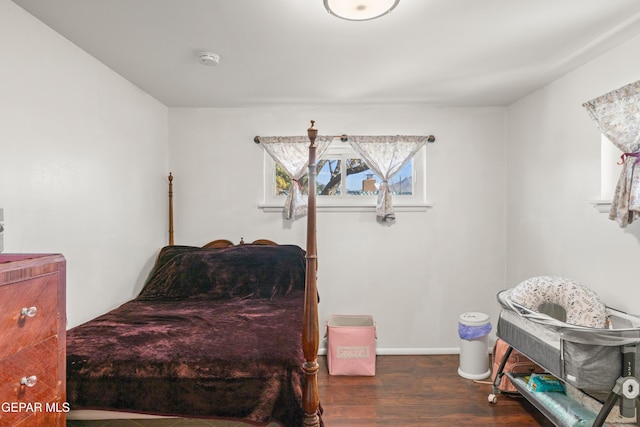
592,344 -> 639,426
490,342 -> 640,427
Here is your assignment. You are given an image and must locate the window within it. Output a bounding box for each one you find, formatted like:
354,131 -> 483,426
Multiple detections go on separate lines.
600,134 -> 620,201
263,142 -> 428,211
591,135 -> 621,213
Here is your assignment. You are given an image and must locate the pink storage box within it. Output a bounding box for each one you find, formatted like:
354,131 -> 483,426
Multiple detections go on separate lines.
326,314 -> 377,376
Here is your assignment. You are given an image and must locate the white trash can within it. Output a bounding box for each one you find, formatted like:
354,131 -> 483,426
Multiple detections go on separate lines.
457,312 -> 492,380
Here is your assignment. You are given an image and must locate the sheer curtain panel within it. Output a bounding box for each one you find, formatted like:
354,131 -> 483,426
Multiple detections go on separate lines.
348,135 -> 429,221
260,136 -> 332,219
583,80 -> 640,227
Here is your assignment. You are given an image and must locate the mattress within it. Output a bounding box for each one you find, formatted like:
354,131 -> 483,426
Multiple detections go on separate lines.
66,244 -> 310,426
497,289 -> 640,397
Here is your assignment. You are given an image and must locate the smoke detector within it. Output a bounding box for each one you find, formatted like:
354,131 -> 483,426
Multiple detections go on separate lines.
198,52 -> 220,66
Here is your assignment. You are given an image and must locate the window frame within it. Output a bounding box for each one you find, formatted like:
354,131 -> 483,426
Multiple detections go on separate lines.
589,135 -> 620,213
261,142 -> 432,212
600,135 -> 620,201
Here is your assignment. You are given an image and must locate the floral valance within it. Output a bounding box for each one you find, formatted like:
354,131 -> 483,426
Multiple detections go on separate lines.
583,80 -> 640,227
347,135 -> 430,221
260,136 -> 332,219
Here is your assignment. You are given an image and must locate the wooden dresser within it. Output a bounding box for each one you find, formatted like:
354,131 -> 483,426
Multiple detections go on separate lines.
0,254 -> 66,426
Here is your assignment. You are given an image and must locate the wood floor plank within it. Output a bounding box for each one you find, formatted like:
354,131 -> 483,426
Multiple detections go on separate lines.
317,354 -> 553,426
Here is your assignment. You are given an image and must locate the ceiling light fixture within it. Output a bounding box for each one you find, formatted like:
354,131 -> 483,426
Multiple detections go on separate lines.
323,0 -> 399,21
198,52 -> 220,66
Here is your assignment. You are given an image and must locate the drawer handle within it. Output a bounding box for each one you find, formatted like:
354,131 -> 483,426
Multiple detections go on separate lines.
21,375 -> 37,387
20,306 -> 38,318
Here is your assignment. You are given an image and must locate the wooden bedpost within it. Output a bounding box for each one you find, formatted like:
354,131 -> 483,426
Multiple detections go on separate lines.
168,173 -> 174,246
302,120 -> 320,426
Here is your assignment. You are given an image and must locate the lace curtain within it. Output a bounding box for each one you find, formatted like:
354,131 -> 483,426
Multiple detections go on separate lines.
583,80 -> 640,227
348,135 -> 429,221
260,136 -> 332,219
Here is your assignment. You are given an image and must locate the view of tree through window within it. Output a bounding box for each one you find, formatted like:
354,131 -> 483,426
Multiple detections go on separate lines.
317,159 -> 342,195
275,158 -> 413,197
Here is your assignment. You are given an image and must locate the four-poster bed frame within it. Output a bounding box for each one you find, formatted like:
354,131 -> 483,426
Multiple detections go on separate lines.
65,123 -> 321,426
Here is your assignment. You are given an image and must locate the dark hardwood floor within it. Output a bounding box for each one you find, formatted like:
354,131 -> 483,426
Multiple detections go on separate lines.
317,354 -> 553,426
67,354 -> 552,426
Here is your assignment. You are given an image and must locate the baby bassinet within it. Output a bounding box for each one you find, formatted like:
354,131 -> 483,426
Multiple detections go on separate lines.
491,288 -> 640,427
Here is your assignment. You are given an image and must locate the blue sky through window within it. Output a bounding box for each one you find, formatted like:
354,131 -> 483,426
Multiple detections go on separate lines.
316,159 -> 412,194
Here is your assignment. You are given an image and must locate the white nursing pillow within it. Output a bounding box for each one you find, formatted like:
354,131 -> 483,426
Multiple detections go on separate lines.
510,276 -> 608,328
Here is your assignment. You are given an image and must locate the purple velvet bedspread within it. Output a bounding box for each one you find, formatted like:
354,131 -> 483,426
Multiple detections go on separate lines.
66,244 -> 310,426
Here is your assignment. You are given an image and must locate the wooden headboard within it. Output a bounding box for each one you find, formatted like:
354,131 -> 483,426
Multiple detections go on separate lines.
201,238 -> 278,249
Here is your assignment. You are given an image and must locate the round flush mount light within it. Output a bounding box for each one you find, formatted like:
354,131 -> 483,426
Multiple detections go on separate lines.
198,52 -> 220,66
323,0 -> 399,21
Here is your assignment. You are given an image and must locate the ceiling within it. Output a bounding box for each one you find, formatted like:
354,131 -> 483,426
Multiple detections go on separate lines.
12,0 -> 640,108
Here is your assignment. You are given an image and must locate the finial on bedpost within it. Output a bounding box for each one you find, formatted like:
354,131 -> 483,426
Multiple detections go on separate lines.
307,120 -> 318,145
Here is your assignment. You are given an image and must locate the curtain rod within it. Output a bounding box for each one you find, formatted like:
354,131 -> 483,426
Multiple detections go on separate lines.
254,135 -> 348,144
253,134 -> 436,144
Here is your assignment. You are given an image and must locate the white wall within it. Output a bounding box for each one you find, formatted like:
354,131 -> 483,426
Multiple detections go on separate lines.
506,33 -> 640,312
0,1 -> 169,327
169,105 -> 507,352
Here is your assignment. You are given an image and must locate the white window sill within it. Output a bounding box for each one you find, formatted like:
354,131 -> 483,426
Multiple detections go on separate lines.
258,202 -> 434,213
588,199 -> 612,213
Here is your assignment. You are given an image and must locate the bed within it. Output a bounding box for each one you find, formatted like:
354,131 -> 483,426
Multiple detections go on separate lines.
491,279 -> 640,427
66,122 -> 323,426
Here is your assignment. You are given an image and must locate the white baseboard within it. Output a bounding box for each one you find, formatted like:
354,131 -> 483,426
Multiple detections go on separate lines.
378,347 -> 460,355
319,347 -> 461,356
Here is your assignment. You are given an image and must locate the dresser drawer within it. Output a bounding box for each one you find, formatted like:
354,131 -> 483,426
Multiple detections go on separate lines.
12,408 -> 64,427
0,336 -> 60,426
0,274 -> 59,360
